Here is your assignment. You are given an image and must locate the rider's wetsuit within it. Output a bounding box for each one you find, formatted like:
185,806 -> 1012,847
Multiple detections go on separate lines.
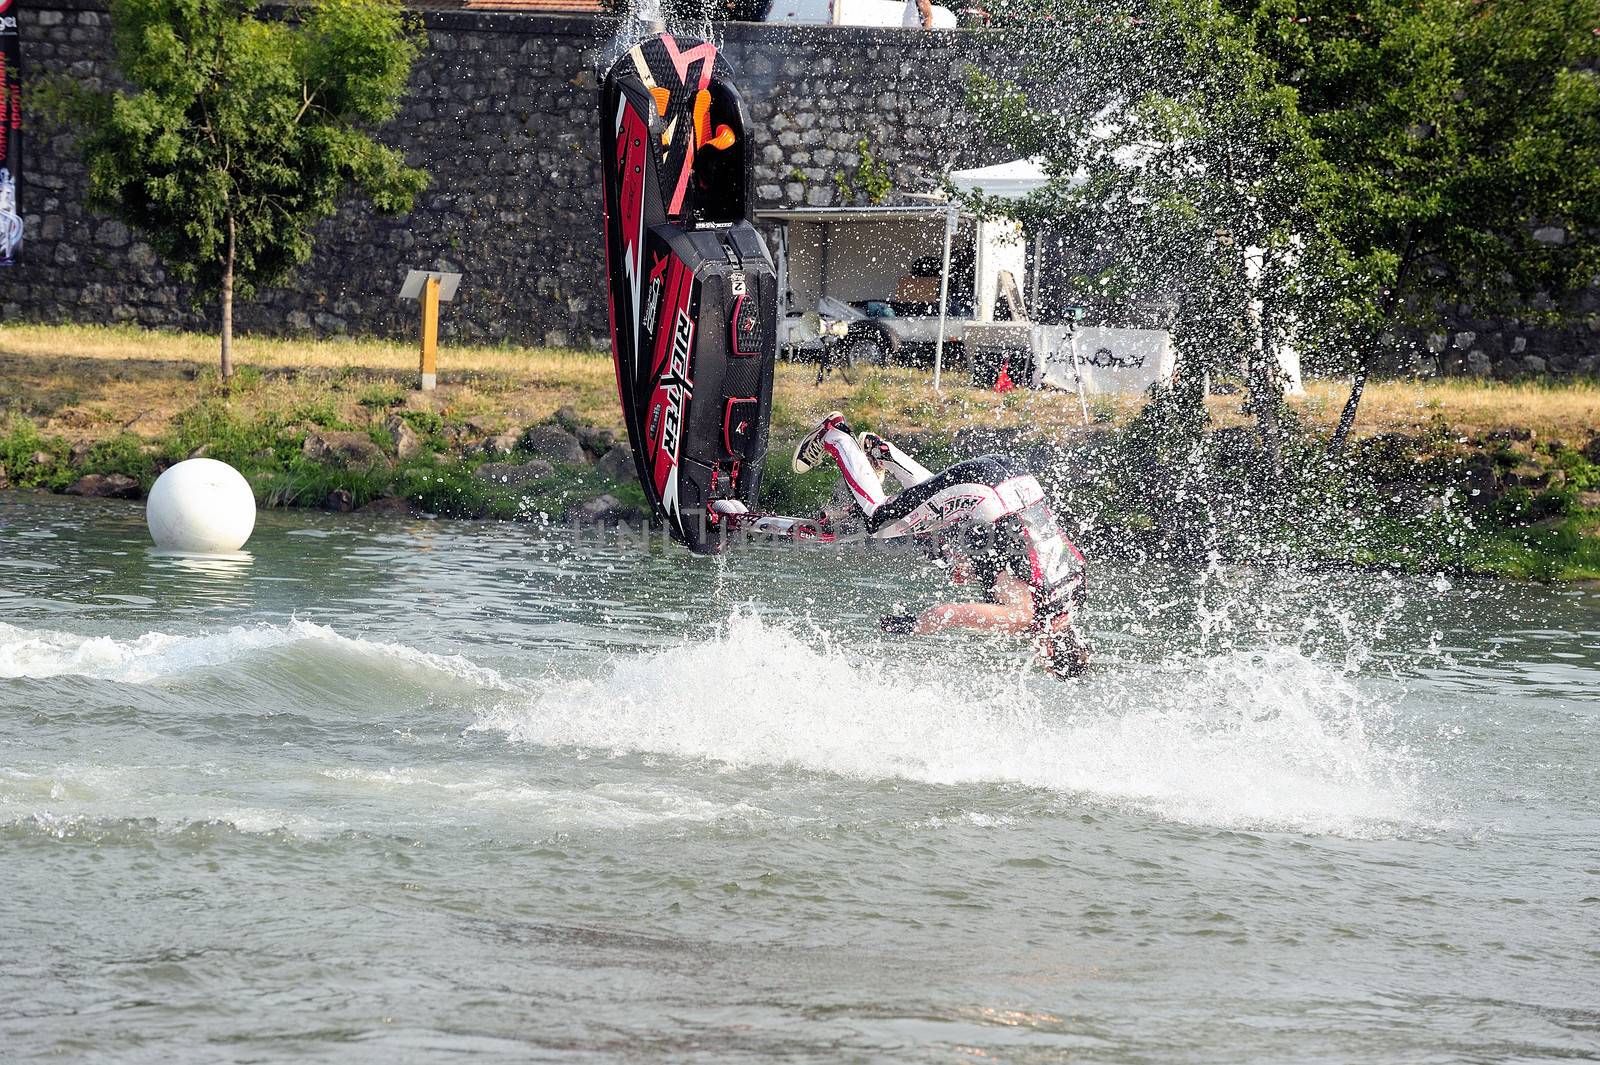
802,418 -> 1087,626
901,458 -> 1087,627
961,493 -> 1087,627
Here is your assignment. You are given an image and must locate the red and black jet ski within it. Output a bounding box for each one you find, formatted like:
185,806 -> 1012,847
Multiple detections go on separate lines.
600,33 -> 778,555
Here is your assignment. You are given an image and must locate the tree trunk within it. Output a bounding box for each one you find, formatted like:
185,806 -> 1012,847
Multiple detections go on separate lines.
1331,229 -> 1417,455
1244,254 -> 1284,483
1330,358 -> 1369,454
220,214 -> 235,381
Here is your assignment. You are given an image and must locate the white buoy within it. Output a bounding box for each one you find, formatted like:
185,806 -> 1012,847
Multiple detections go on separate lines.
146,458 -> 257,553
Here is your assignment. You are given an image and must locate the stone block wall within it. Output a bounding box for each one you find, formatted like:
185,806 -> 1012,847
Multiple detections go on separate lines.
6,0 -> 1598,377
7,1 -> 1015,348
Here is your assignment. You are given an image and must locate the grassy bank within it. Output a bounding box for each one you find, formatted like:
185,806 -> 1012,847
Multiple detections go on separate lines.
2,323 -> 1597,579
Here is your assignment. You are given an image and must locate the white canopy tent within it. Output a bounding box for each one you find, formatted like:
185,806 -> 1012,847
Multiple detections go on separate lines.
935,158 -> 1053,392
943,156 -> 1306,399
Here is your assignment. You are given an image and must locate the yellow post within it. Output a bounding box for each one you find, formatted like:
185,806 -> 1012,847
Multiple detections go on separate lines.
418,274 -> 440,391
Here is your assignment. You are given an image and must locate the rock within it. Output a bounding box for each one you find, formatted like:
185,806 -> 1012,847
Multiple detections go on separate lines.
1466,349 -> 1492,375
64,473 -> 140,499
361,495 -> 419,517
69,441 -> 93,465
1486,427 -> 1533,442
1523,354 -> 1547,375
0,464 -> 8,490
572,493 -> 626,523
322,488 -> 356,512
552,405 -> 582,431
475,430 -> 521,456
384,415 -> 426,461
187,444 -> 210,459
474,459 -> 555,486
1583,436 -> 1600,464
28,451 -> 52,468
596,445 -> 637,483
95,219 -> 130,248
1503,463 -> 1550,490
1461,455 -> 1498,498
519,425 -> 585,465
576,425 -> 617,456
302,430 -> 389,469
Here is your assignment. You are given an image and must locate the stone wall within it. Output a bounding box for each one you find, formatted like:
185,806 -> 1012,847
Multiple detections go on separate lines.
6,0 -> 1599,377
7,1 -> 1016,347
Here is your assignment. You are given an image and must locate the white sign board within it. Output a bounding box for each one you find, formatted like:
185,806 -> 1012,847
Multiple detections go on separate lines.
1034,326 -> 1177,395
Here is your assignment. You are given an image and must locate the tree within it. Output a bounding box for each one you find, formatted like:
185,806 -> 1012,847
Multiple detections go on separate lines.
1237,0 -> 1600,450
61,0 -> 428,378
967,0 -> 1327,479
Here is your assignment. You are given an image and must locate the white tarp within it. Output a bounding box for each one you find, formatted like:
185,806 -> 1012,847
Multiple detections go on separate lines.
766,0 -> 957,26
1027,326 -> 1178,395
948,157 -> 1049,201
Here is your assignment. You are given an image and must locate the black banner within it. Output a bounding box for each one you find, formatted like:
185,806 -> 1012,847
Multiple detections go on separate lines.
0,0 -> 19,267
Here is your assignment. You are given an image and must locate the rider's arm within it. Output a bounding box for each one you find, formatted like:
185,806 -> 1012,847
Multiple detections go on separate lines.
913,572 -> 1035,635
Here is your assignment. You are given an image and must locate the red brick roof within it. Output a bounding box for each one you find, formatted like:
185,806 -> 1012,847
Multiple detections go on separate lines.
460,0 -> 604,11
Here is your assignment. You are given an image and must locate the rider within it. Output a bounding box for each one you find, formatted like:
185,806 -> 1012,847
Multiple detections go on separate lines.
793,412 -> 1090,678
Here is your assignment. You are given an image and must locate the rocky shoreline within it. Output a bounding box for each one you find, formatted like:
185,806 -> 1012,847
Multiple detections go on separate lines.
1,401 -> 657,526
4,379 -> 1599,580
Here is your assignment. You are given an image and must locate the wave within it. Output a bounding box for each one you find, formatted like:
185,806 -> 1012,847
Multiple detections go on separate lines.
0,619 -> 511,690
474,612 -> 1429,837
2,614 -> 1432,837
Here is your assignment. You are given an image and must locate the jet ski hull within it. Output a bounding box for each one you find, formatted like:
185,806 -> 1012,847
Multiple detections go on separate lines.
600,34 -> 778,555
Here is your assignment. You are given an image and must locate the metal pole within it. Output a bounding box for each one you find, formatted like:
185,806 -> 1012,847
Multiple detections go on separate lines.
933,207 -> 955,392
1068,321 -> 1089,425
418,274 -> 439,391
1030,231 -> 1042,318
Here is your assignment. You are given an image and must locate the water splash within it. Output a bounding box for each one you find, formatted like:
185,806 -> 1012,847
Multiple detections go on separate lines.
474,610 -> 1429,836
1,608 -> 1434,837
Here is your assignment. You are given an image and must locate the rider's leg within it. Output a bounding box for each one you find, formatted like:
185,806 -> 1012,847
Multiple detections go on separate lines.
859,431 -> 934,489
865,456 -> 1019,538
793,412 -> 888,514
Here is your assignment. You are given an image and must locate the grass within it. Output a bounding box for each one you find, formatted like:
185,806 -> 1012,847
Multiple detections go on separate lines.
1296,376 -> 1600,444
1,322 -> 1597,578
5,323 -> 1595,451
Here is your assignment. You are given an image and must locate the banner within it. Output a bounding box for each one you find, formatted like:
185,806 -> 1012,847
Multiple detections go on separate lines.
0,0 -> 20,266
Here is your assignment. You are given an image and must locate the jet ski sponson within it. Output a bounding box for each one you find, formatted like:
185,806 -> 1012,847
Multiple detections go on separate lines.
600,34 -> 778,554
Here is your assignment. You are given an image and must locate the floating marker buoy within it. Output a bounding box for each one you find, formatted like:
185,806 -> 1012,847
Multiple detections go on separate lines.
145,458 -> 257,553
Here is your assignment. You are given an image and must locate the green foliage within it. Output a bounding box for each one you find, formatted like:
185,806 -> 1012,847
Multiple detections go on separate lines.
290,398 -> 348,429
45,0 -> 428,338
1244,0 -> 1600,350
397,408 -> 444,437
967,0 -> 1600,438
834,138 -> 894,206
757,450 -> 836,517
967,0 -> 1316,464
358,382 -> 407,409
0,420 -> 74,491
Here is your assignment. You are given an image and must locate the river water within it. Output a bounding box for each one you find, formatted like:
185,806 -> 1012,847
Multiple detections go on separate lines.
1,494 -> 1596,1063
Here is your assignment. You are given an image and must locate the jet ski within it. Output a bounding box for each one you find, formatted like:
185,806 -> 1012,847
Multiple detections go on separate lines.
599,33 -> 779,555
